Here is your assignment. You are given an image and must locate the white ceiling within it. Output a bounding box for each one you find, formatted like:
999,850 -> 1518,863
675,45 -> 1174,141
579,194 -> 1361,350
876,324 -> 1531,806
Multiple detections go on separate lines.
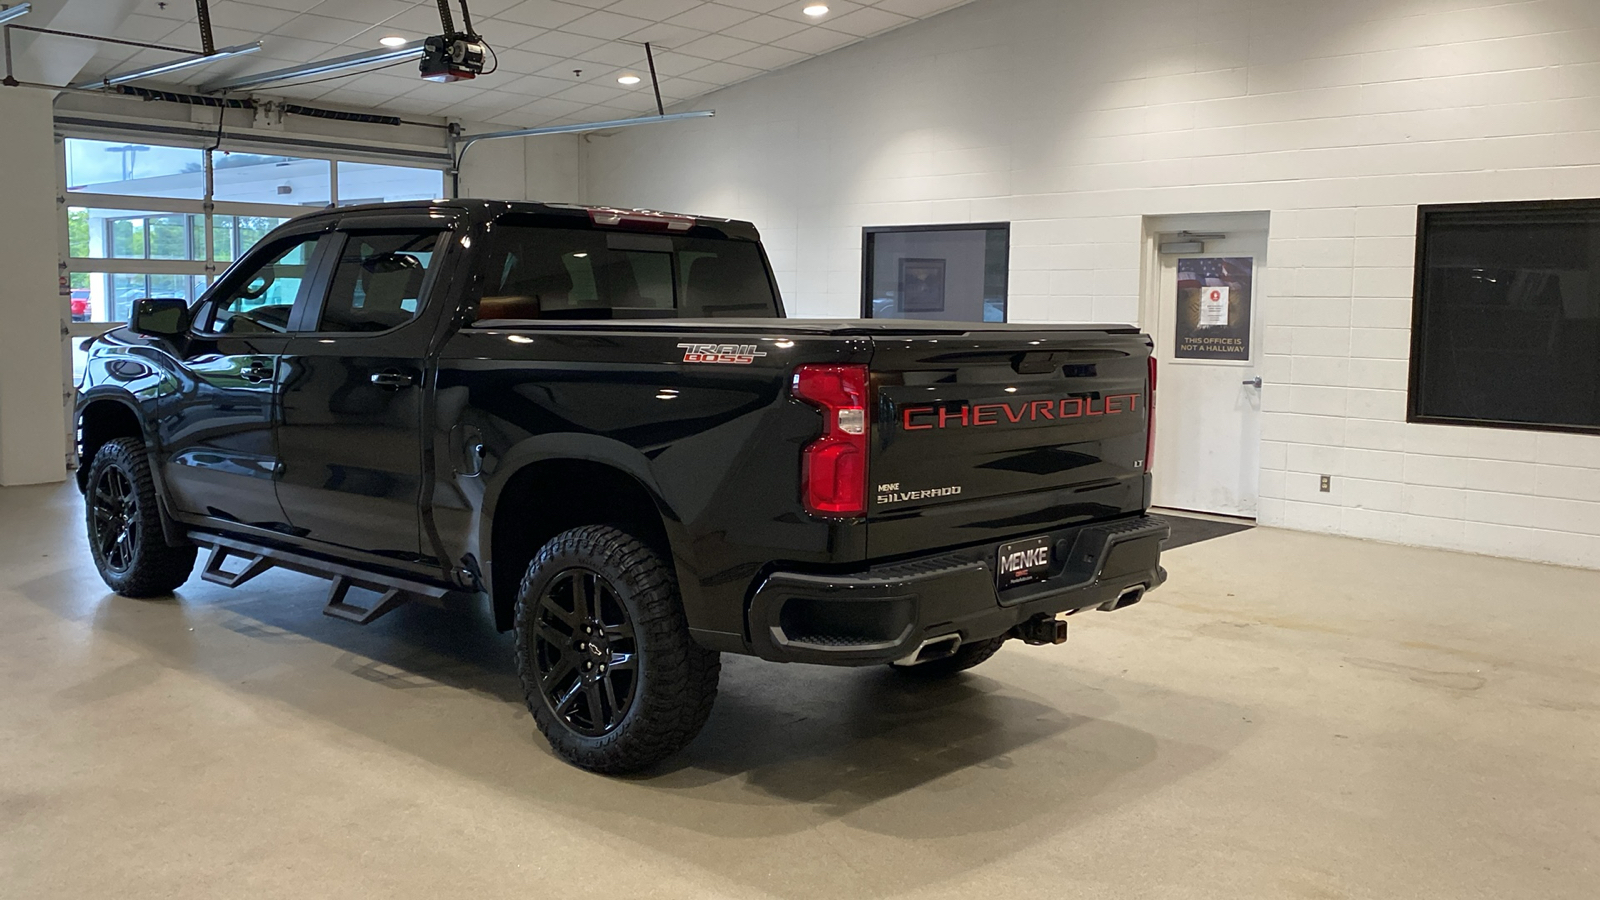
69,0 -> 976,127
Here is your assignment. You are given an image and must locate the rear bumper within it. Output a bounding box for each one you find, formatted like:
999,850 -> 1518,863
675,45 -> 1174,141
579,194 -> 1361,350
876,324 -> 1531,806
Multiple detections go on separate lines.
745,514 -> 1169,666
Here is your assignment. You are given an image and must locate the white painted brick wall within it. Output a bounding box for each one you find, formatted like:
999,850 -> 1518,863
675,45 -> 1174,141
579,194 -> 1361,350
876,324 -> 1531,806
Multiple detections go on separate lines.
576,0 -> 1600,570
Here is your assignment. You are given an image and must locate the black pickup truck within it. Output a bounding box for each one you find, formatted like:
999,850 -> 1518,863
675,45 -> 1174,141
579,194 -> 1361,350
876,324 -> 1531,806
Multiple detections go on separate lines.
76,200 -> 1168,773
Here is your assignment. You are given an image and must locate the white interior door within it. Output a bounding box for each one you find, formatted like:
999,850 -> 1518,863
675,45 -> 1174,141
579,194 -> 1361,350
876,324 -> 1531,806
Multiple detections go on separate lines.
1146,222 -> 1268,518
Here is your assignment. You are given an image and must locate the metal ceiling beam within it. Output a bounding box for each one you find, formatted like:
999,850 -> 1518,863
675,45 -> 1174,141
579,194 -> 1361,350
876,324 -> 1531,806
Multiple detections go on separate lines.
457,110 -> 715,152
70,41 -> 261,90
200,40 -> 424,93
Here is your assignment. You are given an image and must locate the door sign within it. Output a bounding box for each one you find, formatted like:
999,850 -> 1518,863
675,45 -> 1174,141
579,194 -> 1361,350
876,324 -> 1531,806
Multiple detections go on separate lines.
1175,257 -> 1253,360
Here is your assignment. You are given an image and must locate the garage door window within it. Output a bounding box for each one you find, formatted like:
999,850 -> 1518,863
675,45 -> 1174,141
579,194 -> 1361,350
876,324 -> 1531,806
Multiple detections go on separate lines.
61,136 -> 445,327
1411,201 -> 1600,434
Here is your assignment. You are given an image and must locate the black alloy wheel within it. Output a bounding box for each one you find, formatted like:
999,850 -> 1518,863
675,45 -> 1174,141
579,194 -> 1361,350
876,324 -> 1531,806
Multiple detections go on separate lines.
83,437 -> 197,597
532,567 -> 640,737
514,525 -> 720,774
91,465 -> 141,575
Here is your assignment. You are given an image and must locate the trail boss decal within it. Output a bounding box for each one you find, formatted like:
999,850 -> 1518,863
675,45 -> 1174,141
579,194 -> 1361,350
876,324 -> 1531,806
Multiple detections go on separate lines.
677,343 -> 769,365
900,393 -> 1142,431
876,482 -> 962,506
996,535 -> 1052,590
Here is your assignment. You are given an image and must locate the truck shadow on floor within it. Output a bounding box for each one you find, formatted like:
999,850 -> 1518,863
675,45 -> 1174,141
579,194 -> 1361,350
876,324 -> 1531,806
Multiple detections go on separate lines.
29,567 -> 1257,900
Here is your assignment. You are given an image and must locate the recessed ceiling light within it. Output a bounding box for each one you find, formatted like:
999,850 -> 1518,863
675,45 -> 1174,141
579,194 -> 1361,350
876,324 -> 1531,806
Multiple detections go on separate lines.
379,35 -> 407,47
803,4 -> 829,16
617,74 -> 641,85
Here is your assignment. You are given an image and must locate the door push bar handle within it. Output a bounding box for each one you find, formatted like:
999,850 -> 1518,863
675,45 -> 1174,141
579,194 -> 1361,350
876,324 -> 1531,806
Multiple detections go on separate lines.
1243,376 -> 1263,388
370,370 -> 414,390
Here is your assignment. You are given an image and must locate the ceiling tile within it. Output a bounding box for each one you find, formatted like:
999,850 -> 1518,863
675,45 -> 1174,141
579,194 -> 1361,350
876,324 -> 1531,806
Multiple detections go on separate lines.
768,1 -> 863,25
822,6 -> 914,37
517,29 -> 607,57
497,73 -> 578,96
604,0 -> 706,19
771,26 -> 858,55
720,14 -> 808,44
724,44 -> 808,71
304,0 -> 415,25
489,48 -> 568,74
114,13 -> 190,43
551,80 -> 632,105
872,0 -> 972,15
472,19 -> 547,48
227,0 -> 324,12
654,74 -> 718,95
258,35 -> 340,62
496,0 -> 592,29
641,51 -> 716,78
619,22 -> 705,49
274,14 -> 378,44
672,33 -> 762,63
714,0 -> 794,12
507,96 -> 592,119
567,42 -> 650,67
663,3 -> 760,32
372,6 -> 451,33
684,60 -> 764,86
561,11 -> 656,41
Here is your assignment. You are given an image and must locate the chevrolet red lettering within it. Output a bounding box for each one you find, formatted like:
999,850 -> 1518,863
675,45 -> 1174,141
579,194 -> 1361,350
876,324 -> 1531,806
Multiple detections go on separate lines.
677,342 -> 769,365
900,394 -> 1142,431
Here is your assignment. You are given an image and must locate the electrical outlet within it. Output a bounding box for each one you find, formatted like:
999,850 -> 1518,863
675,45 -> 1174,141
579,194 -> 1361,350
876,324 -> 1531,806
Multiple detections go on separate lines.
1320,475 -> 1331,493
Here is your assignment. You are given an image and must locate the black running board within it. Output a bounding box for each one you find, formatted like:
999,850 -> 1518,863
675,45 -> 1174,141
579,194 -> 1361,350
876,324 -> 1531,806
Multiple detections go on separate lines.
191,533 -> 477,625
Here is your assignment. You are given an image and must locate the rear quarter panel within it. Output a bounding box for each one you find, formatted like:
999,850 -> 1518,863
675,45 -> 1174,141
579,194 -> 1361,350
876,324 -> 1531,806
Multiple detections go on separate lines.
430,327 -> 873,639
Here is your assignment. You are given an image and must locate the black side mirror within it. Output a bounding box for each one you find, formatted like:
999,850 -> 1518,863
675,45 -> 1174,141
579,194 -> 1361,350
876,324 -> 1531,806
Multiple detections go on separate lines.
130,298 -> 192,337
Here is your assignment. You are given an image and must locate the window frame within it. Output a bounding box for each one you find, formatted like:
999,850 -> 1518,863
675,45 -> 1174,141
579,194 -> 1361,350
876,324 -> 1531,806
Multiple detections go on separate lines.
1408,199 -> 1600,437
860,222 -> 1011,322
295,227 -> 450,337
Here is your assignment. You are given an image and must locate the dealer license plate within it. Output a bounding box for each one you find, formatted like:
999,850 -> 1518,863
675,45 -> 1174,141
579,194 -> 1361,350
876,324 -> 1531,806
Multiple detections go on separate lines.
996,535 -> 1053,591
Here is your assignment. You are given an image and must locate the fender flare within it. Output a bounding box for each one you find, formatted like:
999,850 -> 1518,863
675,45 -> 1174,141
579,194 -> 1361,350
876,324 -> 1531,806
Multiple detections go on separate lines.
75,388 -> 188,548
477,432 -> 694,595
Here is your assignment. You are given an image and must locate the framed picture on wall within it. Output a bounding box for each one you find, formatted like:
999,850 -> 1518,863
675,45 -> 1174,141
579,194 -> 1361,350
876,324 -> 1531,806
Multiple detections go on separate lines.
862,223 -> 1009,322
898,258 -> 947,313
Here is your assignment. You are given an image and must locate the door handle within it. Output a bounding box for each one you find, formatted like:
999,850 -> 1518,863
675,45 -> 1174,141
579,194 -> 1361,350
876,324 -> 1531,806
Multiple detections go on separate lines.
1243,376 -> 1263,388
240,361 -> 273,383
370,370 -> 414,390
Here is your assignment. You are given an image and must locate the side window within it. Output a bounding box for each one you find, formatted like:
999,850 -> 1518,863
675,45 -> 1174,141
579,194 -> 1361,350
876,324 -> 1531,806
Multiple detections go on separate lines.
198,234 -> 319,335
314,231 -> 442,333
473,225 -> 780,323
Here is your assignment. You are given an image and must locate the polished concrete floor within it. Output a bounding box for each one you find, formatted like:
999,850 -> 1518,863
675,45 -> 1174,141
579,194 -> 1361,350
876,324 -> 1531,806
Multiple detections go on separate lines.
3,482 -> 1597,900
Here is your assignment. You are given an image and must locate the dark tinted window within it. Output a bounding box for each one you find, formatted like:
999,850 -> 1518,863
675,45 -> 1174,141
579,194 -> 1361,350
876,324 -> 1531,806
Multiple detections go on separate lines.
315,231 -> 441,333
473,224 -> 778,322
1413,202 -> 1600,433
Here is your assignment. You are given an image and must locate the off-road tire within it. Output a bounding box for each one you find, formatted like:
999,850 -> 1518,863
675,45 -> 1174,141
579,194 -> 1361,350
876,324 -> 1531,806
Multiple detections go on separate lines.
890,634 -> 1008,679
85,437 -> 197,598
513,525 -> 720,774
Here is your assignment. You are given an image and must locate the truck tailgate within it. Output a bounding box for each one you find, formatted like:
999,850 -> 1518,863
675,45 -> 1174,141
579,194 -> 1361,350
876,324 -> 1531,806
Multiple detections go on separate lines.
867,328 -> 1153,557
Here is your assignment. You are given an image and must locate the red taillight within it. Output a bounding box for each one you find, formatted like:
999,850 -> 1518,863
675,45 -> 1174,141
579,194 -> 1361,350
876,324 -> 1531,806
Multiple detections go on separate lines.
792,364 -> 870,518
1144,355 -> 1157,473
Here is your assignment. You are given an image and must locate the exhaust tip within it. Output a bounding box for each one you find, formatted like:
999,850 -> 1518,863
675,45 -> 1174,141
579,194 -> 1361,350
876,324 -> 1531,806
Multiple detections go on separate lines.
1112,585 -> 1145,610
893,634 -> 961,666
